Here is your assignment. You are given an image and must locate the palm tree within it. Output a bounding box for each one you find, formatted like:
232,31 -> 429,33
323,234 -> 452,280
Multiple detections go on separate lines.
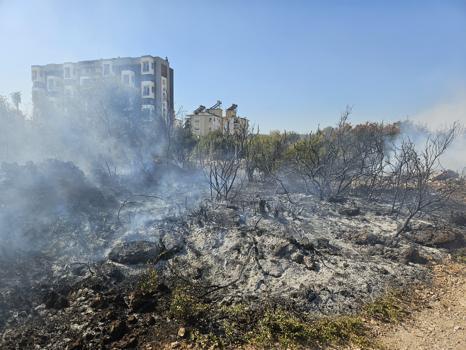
10,91 -> 21,111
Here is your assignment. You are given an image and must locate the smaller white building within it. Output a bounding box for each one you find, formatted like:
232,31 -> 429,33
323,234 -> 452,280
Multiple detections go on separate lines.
187,101 -> 249,137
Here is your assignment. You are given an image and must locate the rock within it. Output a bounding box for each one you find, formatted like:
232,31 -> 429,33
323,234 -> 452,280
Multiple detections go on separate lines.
177,326 -> 187,338
108,241 -> 162,264
401,246 -> 428,265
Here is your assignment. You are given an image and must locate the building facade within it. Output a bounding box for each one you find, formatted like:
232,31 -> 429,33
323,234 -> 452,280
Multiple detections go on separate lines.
31,55 -> 174,120
187,101 -> 248,137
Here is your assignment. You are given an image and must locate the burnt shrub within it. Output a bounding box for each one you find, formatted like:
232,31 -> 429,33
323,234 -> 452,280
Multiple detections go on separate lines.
0,159 -> 116,250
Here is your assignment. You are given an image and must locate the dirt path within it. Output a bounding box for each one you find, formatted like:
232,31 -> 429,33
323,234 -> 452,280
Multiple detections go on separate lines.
378,262 -> 466,350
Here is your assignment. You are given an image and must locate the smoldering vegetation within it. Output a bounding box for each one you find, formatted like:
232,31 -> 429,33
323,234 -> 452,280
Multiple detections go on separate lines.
0,88 -> 465,349
0,85 -> 204,253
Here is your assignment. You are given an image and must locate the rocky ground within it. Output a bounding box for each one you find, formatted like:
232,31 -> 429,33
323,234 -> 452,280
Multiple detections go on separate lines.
0,180 -> 465,349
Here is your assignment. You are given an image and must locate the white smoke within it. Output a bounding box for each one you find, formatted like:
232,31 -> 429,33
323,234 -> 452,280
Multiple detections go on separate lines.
410,92 -> 466,172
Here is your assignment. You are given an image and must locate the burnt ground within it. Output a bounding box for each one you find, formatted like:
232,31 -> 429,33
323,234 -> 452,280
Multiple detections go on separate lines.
1,180 -> 465,349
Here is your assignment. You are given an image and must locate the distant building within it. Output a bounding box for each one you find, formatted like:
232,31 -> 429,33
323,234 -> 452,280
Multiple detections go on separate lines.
187,101 -> 248,137
223,104 -> 248,135
31,55 -> 174,120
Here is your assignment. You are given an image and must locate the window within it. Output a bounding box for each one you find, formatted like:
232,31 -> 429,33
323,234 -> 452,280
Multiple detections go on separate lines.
141,81 -> 155,98
141,58 -> 154,74
121,70 -> 135,87
32,71 -> 37,81
64,67 -> 71,79
103,64 -> 110,76
48,79 -> 54,89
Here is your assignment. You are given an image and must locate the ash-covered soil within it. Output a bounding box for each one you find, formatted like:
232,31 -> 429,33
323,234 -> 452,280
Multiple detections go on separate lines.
1,180 -> 465,349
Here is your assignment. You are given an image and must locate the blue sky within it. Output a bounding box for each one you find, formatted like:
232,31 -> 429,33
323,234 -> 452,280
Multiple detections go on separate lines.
0,0 -> 465,131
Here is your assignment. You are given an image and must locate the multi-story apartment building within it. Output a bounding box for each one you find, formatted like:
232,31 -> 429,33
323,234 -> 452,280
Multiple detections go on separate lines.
224,104 -> 249,135
31,55 -> 174,120
187,101 -> 248,137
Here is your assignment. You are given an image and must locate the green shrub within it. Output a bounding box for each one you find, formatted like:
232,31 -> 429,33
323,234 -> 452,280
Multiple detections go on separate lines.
363,292 -> 409,323
169,288 -> 209,324
249,309 -> 370,349
137,268 -> 159,294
